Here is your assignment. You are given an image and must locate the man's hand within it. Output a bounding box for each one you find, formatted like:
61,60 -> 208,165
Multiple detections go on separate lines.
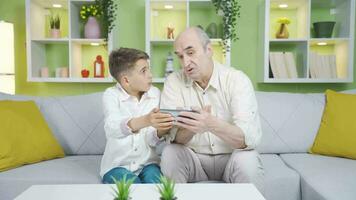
146,108 -> 174,137
175,106 -> 216,134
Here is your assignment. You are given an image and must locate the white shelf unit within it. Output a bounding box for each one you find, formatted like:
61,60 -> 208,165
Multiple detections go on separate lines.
26,0 -> 114,83
145,0 -> 230,83
259,0 -> 355,83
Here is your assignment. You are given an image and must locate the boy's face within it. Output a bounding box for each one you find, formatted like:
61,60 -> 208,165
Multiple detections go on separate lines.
126,59 -> 152,92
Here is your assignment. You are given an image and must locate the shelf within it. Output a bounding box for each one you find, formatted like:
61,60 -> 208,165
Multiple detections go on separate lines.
28,77 -> 114,83
26,0 -> 114,82
146,0 -> 230,82
260,0 -> 354,83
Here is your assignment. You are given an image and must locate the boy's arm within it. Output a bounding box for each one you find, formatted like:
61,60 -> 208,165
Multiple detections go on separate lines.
103,89 -> 136,139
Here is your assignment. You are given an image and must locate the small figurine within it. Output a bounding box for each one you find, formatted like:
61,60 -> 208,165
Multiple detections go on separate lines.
167,23 -> 175,39
94,55 -> 104,78
165,52 -> 174,78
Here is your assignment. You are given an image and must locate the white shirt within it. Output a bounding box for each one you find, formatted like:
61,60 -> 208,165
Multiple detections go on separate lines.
160,61 -> 262,154
100,83 -> 161,177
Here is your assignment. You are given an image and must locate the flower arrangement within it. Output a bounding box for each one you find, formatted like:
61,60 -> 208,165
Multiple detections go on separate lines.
80,4 -> 102,20
211,0 -> 241,52
157,176 -> 177,200
277,17 -> 291,24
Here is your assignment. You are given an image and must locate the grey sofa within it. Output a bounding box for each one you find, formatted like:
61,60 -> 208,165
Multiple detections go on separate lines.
1,90 -> 356,200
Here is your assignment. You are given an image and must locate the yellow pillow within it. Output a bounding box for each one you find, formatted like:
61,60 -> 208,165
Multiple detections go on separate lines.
309,90 -> 356,159
0,100 -> 65,171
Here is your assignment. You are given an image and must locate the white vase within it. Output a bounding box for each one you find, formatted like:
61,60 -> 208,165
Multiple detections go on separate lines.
50,29 -> 61,38
84,16 -> 101,39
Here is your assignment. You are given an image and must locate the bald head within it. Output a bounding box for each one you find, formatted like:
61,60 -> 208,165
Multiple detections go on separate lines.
175,27 -> 211,50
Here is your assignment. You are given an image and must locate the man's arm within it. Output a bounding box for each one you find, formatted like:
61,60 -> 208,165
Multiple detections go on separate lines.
176,71 -> 261,149
175,107 -> 246,149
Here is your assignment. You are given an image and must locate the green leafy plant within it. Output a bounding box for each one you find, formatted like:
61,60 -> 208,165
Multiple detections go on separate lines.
95,0 -> 118,41
211,0 -> 241,52
112,176 -> 134,200
49,15 -> 60,29
157,176 -> 177,200
80,4 -> 102,20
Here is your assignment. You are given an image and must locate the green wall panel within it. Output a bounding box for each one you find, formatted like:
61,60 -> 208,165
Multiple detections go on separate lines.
0,0 -> 355,96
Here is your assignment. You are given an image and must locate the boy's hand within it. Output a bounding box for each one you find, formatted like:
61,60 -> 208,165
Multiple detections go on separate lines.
146,108 -> 174,137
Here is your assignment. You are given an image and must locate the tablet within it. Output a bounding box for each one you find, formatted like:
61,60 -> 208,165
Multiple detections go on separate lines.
160,108 -> 197,118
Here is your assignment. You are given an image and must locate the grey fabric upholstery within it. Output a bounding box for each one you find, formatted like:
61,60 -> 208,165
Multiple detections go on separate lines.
280,154 -> 356,200
261,154 -> 301,200
256,92 -> 325,154
0,156 -> 102,200
39,93 -> 106,155
2,90 -> 356,200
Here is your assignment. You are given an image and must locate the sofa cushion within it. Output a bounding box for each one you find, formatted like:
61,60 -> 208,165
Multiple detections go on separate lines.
310,90 -> 356,159
0,155 -> 102,200
256,92 -> 325,153
261,154 -> 301,200
0,100 -> 65,172
280,153 -> 356,200
39,92 -> 106,155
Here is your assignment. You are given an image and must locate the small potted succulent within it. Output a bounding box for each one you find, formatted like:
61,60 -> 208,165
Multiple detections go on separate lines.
49,15 -> 61,38
112,176 -> 134,200
157,176 -> 177,200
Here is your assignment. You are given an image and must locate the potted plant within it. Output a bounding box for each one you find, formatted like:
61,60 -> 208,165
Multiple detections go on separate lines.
112,176 -> 134,200
157,176 -> 177,200
49,15 -> 61,38
80,4 -> 102,38
95,0 -> 118,41
211,0 -> 241,52
276,17 -> 291,39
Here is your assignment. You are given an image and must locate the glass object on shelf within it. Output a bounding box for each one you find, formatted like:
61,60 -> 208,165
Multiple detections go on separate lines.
165,52 -> 174,78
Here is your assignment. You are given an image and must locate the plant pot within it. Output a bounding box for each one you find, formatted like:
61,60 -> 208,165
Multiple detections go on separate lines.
50,29 -> 61,38
313,21 -> 335,38
275,23 -> 289,39
206,22 -> 218,38
160,197 -> 177,200
84,16 -> 101,39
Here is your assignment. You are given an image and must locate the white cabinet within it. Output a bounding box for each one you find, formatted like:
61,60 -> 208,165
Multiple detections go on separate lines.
26,0 -> 114,82
259,0 -> 355,83
145,0 -> 230,83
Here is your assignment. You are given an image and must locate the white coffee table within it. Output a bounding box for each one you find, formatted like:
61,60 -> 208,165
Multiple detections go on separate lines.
15,183 -> 265,200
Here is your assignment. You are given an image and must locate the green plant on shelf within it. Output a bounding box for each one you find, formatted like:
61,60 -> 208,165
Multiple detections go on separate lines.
211,0 -> 241,52
112,176 -> 134,200
95,0 -> 118,41
49,15 -> 60,30
157,176 -> 177,200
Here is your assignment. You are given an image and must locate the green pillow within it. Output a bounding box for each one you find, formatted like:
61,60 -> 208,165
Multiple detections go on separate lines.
309,90 -> 356,159
0,100 -> 65,171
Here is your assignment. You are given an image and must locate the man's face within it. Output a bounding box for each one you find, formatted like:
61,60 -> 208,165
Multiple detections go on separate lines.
174,32 -> 212,80
126,59 -> 152,92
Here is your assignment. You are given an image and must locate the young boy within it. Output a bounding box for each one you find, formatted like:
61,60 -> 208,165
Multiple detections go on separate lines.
100,48 -> 174,184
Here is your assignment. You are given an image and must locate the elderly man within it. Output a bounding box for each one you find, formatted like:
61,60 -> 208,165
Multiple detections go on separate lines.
160,27 -> 264,193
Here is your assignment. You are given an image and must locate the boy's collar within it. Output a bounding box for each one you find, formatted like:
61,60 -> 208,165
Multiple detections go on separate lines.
115,83 -> 155,101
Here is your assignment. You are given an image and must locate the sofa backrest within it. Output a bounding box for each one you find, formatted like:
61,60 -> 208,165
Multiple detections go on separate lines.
2,89 -> 356,155
255,92 -> 325,154
0,92 -> 106,155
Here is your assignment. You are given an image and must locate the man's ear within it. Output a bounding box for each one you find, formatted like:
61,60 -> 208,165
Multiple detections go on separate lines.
206,43 -> 213,57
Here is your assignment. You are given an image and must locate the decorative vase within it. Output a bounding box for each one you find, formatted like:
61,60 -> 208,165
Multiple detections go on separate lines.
50,29 -> 61,38
275,23 -> 289,39
84,16 -> 101,39
313,21 -> 335,38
